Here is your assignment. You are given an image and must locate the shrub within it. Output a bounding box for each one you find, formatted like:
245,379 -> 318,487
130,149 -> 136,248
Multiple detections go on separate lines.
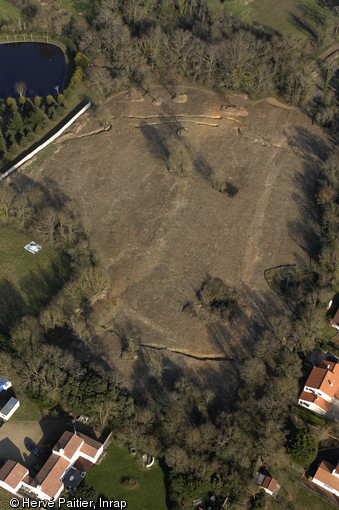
198,277 -> 243,322
57,93 -> 65,106
292,405 -> 325,426
250,490 -> 267,510
120,476 -> 139,490
34,96 -> 41,108
75,52 -> 90,69
287,428 -> 318,467
46,95 -> 54,106
213,179 -> 239,197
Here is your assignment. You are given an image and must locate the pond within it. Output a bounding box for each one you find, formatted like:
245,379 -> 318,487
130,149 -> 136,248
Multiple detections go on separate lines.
0,42 -> 66,99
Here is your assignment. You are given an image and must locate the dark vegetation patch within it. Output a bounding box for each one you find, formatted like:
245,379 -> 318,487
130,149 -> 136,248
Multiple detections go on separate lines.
198,277 -> 243,323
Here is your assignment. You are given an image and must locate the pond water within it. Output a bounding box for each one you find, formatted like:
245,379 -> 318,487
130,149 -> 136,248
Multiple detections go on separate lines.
0,42 -> 66,99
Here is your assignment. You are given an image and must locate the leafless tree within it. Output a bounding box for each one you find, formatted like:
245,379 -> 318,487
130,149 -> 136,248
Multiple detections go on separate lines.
14,81 -> 27,98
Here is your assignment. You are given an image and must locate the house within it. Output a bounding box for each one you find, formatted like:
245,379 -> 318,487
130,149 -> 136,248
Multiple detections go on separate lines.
256,467 -> 280,497
0,461 -> 29,495
0,378 -> 20,421
0,378 -> 12,392
0,431 -> 103,501
0,397 -> 20,421
261,475 -> 279,496
313,460 -> 339,497
298,360 -> 339,416
331,309 -> 339,331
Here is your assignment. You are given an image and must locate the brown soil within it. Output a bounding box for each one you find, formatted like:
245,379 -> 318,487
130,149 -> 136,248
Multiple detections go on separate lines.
25,86 -> 330,400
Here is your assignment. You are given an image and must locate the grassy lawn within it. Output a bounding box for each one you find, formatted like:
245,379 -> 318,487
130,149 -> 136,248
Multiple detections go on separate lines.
10,394 -> 42,422
319,315 -> 338,343
0,488 -> 13,510
86,441 -> 167,510
271,465 -> 336,510
0,0 -> 21,25
222,0 -> 331,37
0,225 -> 69,329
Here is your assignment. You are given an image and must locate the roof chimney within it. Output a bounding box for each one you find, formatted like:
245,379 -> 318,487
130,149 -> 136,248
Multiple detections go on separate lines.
59,448 -> 64,454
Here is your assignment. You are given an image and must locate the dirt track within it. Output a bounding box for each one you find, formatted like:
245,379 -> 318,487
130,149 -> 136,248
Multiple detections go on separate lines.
25,86 -> 330,395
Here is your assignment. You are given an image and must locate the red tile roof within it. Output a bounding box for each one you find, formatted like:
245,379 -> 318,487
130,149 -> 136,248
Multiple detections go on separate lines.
0,460 -> 28,490
262,476 -> 278,493
299,391 -> 331,412
305,367 -> 336,398
78,432 -> 102,459
53,431 -> 83,459
31,453 -> 69,499
314,461 -> 339,493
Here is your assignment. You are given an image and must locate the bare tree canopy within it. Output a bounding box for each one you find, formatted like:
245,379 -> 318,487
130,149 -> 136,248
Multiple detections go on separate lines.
14,81 -> 27,98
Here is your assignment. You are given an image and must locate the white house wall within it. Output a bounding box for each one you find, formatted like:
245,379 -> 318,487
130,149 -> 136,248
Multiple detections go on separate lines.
313,477 -> 339,497
298,399 -> 327,416
0,400 -> 20,420
304,387 -> 333,402
0,480 -> 20,495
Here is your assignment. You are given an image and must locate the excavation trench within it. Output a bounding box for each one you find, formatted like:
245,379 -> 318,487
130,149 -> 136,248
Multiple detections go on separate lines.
139,343 -> 245,362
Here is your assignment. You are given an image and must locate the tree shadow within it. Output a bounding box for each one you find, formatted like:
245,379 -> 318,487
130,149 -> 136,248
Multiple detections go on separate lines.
0,279 -> 26,334
284,125 -> 330,161
288,12 -> 319,39
139,115 -> 181,166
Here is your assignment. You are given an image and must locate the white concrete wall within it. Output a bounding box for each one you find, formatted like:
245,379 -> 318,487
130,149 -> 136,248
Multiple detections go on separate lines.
0,103 -> 91,182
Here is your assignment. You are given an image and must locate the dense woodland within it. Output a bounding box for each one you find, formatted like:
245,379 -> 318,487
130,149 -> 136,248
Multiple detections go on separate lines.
0,0 -> 338,509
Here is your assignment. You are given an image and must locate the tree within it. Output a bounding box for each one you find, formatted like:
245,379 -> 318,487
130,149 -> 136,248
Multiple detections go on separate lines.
75,51 -> 90,69
250,490 -> 267,510
14,81 -> 27,98
287,428 -> 318,467
167,137 -> 193,176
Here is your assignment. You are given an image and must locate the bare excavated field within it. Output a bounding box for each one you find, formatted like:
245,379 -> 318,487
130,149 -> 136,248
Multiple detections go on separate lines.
25,86 -> 330,400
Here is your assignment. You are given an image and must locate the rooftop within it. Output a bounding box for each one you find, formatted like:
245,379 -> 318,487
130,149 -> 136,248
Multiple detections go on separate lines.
0,460 -> 28,490
53,431 -> 83,459
262,475 -> 278,493
305,367 -> 337,399
1,397 -> 19,416
31,453 -> 69,499
299,391 -> 331,412
314,461 -> 339,493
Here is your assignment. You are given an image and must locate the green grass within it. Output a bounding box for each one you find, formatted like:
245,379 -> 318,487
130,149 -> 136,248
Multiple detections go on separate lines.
10,394 -> 42,422
272,465 -> 336,510
86,441 -> 167,510
0,225 -> 69,329
0,0 -> 21,25
0,488 -> 14,510
319,315 -> 338,343
222,0 -> 331,37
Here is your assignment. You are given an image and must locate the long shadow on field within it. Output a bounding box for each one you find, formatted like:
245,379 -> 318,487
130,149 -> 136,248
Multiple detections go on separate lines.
284,126 -> 330,161
288,13 -> 319,39
288,160 -> 322,259
139,116 -> 183,165
0,279 -> 25,333
11,173 -> 70,210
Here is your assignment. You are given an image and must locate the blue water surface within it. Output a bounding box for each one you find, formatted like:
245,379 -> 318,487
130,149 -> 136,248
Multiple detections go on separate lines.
0,42 -> 66,98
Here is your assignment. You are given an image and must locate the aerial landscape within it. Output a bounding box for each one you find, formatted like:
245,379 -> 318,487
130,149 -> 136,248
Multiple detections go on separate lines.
0,1 -> 338,509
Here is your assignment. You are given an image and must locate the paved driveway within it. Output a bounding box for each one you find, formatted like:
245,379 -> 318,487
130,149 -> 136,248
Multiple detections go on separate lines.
0,419 -> 68,468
